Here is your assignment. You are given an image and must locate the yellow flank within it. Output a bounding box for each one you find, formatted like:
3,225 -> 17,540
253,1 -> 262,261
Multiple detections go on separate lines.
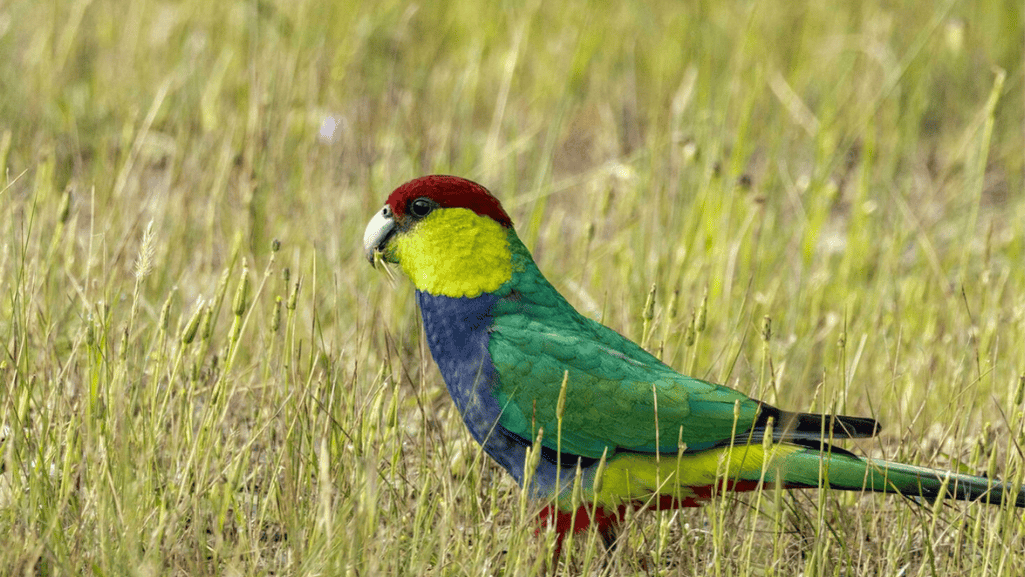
394,208 -> 514,298
582,444 -> 804,509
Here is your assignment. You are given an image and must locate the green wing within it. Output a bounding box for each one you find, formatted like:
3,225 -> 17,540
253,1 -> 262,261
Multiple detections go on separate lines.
486,232 -> 876,459
488,308 -> 762,459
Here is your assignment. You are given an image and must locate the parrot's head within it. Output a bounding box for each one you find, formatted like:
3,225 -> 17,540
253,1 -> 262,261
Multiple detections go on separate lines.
363,175 -> 517,298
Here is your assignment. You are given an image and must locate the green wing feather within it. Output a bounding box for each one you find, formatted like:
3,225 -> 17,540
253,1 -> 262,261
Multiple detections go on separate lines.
489,233 -> 763,458
489,310 -> 760,458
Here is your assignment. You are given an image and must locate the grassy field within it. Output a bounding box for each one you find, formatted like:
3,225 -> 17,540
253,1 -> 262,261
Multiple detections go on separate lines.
1,0 -> 1024,574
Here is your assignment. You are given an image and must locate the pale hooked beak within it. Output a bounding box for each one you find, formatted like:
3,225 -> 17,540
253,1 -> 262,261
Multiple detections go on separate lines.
363,206 -> 396,266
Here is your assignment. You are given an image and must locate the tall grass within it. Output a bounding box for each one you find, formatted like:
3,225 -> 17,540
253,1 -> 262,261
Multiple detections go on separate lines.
1,0 -> 1023,574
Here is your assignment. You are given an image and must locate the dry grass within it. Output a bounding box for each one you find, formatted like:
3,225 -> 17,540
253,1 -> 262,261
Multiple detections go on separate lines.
1,0 -> 1024,574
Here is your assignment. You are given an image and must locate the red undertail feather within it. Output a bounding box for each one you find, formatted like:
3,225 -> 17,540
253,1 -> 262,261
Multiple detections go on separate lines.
537,503 -> 625,539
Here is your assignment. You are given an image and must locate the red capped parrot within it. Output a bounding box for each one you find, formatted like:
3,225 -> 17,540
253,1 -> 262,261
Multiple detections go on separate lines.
363,175 -> 1025,557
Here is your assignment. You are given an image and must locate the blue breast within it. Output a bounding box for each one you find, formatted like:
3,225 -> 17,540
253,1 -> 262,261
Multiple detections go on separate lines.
416,290 -> 596,498
416,290 -> 529,483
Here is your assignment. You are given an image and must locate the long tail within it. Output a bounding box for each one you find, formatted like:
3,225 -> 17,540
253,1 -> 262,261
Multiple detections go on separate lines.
539,443 -> 1023,564
767,447 -> 1025,507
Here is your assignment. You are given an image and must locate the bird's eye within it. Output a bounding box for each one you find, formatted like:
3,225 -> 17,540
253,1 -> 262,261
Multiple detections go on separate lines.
410,198 -> 434,218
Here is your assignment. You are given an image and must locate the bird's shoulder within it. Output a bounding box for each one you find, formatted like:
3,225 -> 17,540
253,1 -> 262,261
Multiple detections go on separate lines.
488,284 -> 738,402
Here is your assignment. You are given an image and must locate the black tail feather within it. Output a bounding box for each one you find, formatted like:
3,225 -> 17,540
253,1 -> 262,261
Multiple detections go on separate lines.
745,405 -> 880,445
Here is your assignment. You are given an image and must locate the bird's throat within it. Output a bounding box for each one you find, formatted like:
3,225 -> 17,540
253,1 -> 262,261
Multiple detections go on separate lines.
394,208 -> 515,298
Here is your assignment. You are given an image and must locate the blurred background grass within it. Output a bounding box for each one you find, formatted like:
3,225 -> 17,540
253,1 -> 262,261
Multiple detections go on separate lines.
1,0 -> 1024,574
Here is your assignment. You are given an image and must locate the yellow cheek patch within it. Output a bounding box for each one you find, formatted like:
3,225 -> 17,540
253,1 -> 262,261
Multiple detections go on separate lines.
393,208 -> 514,298
585,444 -> 803,509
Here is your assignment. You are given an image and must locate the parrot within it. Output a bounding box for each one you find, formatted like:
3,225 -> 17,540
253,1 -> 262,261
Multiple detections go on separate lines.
362,174 -> 1025,558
